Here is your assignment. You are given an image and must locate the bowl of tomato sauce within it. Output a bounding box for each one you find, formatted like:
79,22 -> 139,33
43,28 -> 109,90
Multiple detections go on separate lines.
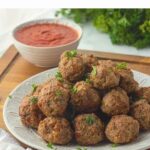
13,19 -> 82,67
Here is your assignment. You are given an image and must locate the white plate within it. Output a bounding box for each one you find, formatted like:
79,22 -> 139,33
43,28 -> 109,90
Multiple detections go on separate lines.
3,68 -> 150,150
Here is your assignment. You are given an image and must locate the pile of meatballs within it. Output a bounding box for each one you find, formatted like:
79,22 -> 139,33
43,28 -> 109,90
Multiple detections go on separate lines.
19,50 -> 150,146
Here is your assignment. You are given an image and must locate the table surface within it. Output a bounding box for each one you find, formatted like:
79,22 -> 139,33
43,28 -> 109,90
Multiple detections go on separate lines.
0,45 -> 150,148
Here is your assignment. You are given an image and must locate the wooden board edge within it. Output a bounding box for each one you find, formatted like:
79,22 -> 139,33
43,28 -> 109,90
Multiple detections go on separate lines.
0,45 -> 18,78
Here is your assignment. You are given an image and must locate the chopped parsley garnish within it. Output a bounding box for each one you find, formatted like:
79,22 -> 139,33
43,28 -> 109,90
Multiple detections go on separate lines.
65,50 -> 77,59
47,142 -> 57,150
111,143 -> 118,148
76,147 -> 87,150
55,72 -> 64,82
71,86 -> 78,94
85,78 -> 91,84
116,62 -> 127,70
30,96 -> 38,104
8,95 -> 12,99
55,90 -> 63,97
85,115 -> 95,125
91,66 -> 97,76
31,84 -> 38,92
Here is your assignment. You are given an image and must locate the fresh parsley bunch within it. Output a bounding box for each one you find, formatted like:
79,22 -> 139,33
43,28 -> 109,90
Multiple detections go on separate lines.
56,9 -> 150,49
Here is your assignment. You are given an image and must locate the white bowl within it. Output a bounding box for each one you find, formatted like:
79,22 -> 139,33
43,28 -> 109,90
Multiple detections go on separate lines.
12,19 -> 82,67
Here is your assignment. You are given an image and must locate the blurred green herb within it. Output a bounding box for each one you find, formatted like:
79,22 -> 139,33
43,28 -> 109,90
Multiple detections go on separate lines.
91,66 -> 97,76
30,96 -> 38,104
116,62 -> 127,69
55,72 -> 64,82
55,90 -> 63,97
85,78 -> 91,84
57,9 -> 150,49
76,147 -> 87,150
8,95 -> 12,99
65,50 -> 77,59
32,84 -> 38,92
85,115 -> 95,125
111,143 -> 118,148
71,86 -> 78,94
47,143 -> 57,150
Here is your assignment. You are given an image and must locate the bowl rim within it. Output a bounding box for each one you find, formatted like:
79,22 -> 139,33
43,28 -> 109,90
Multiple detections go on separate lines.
12,18 -> 82,49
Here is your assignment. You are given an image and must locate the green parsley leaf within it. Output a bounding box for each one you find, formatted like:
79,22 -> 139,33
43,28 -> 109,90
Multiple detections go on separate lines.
65,50 -> 77,59
76,147 -> 87,150
116,62 -> 127,70
31,84 -> 38,93
85,78 -> 91,84
71,86 -> 78,94
55,72 -> 64,82
8,95 -> 12,99
55,90 -> 62,97
30,96 -> 38,104
91,66 -> 97,76
111,143 -> 118,148
85,115 -> 95,125
47,142 -> 57,150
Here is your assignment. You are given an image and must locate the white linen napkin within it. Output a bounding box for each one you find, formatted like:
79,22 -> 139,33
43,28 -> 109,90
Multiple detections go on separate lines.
0,129 -> 32,150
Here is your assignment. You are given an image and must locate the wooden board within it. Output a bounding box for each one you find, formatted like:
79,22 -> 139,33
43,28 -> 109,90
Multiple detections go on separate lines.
0,45 -> 150,148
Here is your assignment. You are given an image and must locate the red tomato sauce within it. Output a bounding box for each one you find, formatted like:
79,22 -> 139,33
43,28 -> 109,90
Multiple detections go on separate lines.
15,23 -> 79,47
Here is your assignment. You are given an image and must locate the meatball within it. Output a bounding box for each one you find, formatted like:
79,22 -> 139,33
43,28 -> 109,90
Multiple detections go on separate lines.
74,114 -> 104,145
38,117 -> 73,145
38,78 -> 70,117
32,84 -> 43,97
71,81 -> 101,113
135,87 -> 150,103
116,67 -> 138,94
80,53 -> 98,72
98,60 -> 116,68
130,99 -> 150,130
101,87 -> 129,116
105,115 -> 139,144
89,65 -> 120,90
19,96 -> 44,128
58,50 -> 85,82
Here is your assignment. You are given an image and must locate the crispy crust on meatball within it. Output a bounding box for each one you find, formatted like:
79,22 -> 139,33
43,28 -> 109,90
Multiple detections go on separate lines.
19,96 -> 44,128
74,114 -> 104,145
130,99 -> 150,130
98,60 -> 116,68
38,117 -> 73,145
80,54 -> 98,72
135,87 -> 150,103
71,81 -> 101,113
90,65 -> 120,90
101,87 -> 129,116
38,78 -> 70,117
117,69 -> 138,94
105,115 -> 139,144
59,51 -> 85,82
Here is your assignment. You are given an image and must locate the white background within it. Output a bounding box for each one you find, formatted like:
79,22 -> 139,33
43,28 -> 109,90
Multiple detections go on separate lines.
0,8 -> 150,57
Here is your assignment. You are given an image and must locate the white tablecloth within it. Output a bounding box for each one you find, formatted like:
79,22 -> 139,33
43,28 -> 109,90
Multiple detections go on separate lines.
0,9 -> 150,57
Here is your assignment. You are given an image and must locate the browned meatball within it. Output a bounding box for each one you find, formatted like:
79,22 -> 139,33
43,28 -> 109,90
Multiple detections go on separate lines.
58,50 -> 85,82
101,88 -> 129,116
135,87 -> 150,103
105,115 -> 139,144
74,114 -> 104,145
98,60 -> 116,68
89,65 -> 120,90
38,78 -> 70,117
116,66 -> 138,94
80,53 -> 98,72
71,81 -> 101,113
130,99 -> 150,130
38,117 -> 73,145
19,96 -> 44,128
